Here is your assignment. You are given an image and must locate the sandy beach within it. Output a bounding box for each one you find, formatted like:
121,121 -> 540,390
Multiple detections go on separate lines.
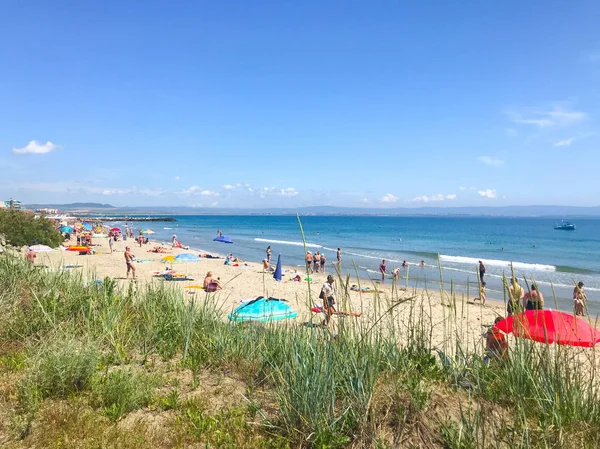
33,235 -> 512,352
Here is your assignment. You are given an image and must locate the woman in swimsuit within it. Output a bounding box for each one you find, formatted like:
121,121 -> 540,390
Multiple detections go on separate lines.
266,246 -> 271,264
379,259 -> 387,283
573,281 -> 587,316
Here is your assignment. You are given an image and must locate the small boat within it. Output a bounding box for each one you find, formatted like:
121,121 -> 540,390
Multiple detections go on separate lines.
554,221 -> 575,231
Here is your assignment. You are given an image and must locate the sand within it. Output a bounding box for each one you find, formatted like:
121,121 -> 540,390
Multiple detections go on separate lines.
32,235 -> 512,352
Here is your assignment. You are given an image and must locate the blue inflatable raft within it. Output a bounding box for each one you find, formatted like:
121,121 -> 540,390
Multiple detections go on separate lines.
214,235 -> 233,244
228,297 -> 298,322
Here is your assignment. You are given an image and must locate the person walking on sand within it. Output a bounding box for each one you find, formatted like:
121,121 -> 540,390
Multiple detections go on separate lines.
507,277 -> 523,315
124,246 -> 136,279
266,246 -> 271,264
474,281 -> 487,305
108,235 -> 114,253
573,281 -> 587,316
172,234 -> 177,247
337,248 -> 341,265
320,253 -> 326,273
479,260 -> 486,281
320,274 -> 336,327
314,252 -> 320,273
379,259 -> 387,283
306,251 -> 313,273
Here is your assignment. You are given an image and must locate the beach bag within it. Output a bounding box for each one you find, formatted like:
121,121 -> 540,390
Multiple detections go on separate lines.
319,289 -> 326,300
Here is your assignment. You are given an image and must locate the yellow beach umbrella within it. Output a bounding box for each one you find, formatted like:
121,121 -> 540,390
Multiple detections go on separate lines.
161,255 -> 175,262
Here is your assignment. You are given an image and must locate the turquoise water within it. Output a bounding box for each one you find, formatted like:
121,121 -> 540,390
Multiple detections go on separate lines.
114,215 -> 600,313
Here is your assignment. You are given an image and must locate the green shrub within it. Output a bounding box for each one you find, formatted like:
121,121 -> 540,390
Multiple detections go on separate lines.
20,338 -> 99,400
0,210 -> 63,248
93,368 -> 155,421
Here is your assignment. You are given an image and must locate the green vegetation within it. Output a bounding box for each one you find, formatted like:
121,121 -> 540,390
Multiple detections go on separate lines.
0,252 -> 600,448
0,209 -> 63,248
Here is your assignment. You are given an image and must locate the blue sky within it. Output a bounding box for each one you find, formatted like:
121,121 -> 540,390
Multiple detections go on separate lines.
1,1 -> 599,208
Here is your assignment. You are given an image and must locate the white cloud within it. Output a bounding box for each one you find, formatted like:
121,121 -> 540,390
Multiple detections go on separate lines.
507,105 -> 586,128
101,189 -> 129,196
554,137 -> 575,147
223,184 -> 235,189
13,140 -> 60,155
477,156 -> 504,167
410,193 -> 456,203
380,193 -> 398,203
360,198 -> 370,203
174,176 -> 180,180
478,189 -> 497,199
200,189 -> 219,197
279,187 -> 298,197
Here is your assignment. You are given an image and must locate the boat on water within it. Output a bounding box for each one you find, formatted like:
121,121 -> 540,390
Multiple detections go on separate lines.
554,221 -> 576,231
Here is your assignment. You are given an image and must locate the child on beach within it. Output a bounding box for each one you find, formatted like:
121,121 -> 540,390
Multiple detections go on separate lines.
483,316 -> 508,364
474,281 -> 487,304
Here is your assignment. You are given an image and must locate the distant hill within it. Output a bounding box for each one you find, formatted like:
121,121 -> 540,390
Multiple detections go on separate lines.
26,202 -> 116,210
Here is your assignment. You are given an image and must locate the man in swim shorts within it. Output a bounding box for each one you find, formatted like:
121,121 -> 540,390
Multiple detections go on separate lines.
125,246 -> 136,279
337,248 -> 341,265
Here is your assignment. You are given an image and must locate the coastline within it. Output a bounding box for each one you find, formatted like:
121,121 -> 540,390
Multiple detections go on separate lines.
35,236 -> 523,349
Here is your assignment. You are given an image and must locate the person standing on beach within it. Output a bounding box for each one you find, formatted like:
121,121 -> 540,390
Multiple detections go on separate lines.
337,248 -> 341,265
314,252 -> 320,273
379,259 -> 387,283
125,246 -> 136,279
108,235 -> 114,253
524,283 -> 544,310
392,267 -> 400,284
507,277 -> 523,315
172,234 -> 177,247
479,261 -> 486,281
573,281 -> 587,316
266,246 -> 271,264
320,253 -> 326,273
306,251 -> 313,273
320,274 -> 336,327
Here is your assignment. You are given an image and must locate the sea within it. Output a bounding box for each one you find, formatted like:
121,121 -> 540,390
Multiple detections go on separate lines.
107,215 -> 600,314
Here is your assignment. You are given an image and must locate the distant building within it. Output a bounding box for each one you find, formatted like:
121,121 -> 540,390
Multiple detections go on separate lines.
36,208 -> 59,215
2,199 -> 22,210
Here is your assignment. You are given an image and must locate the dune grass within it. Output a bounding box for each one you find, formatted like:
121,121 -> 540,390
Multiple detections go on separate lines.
0,249 -> 600,448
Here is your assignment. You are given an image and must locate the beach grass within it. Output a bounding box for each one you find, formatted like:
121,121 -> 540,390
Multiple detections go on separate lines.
1,251 -> 600,448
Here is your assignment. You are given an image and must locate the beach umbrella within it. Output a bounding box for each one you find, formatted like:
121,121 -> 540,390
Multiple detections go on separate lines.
174,253 -> 201,263
273,254 -> 282,281
214,235 -> 233,244
28,244 -> 54,252
494,310 -> 600,347
161,255 -> 176,262
228,297 -> 298,322
82,222 -> 92,231
110,227 -> 121,232
60,226 -> 73,233
140,228 -> 155,234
